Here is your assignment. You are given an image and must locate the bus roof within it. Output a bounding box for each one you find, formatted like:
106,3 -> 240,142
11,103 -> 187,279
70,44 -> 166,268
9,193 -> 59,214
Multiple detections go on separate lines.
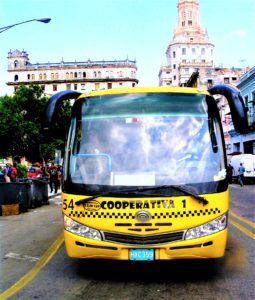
78,86 -> 210,99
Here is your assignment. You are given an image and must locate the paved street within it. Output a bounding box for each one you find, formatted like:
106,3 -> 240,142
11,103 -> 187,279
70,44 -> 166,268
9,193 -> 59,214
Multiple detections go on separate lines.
0,185 -> 254,299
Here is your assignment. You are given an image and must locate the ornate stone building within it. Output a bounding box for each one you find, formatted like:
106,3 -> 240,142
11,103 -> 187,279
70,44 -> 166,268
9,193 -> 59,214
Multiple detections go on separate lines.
7,50 -> 138,96
159,0 -> 214,87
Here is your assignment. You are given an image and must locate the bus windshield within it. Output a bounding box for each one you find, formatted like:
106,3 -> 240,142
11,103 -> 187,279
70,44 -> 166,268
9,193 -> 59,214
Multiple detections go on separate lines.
66,92 -> 226,189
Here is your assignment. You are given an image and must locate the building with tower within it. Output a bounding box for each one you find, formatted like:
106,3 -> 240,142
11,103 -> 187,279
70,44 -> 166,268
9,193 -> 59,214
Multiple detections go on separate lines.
159,0 -> 214,87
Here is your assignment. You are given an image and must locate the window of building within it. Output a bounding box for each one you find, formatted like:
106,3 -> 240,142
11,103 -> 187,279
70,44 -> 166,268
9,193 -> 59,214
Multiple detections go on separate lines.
185,68 -> 189,75
66,72 -> 69,79
182,48 -> 186,55
43,73 -> 47,80
173,64 -> 176,69
51,73 -> 54,79
83,72 -> 86,78
53,84 -> 57,91
95,83 -> 100,90
32,74 -> 35,80
192,48 -> 196,55
201,48 -> 205,55
14,60 -> 19,68
207,79 -> 213,88
188,20 -> 192,26
224,77 -> 230,84
70,72 -> 73,79
173,75 -> 176,80
74,72 -> 77,78
94,71 -> 97,78
74,84 -> 78,90
41,85 -> 45,91
132,83 -> 136,87
98,71 -> 101,79
81,84 -> 86,90
14,75 -> 19,81
55,73 -> 59,79
233,142 -> 240,153
66,84 -> 71,90
39,74 -> 43,80
119,82 -> 123,86
173,51 -> 176,58
107,82 -> 112,89
27,74 -> 30,80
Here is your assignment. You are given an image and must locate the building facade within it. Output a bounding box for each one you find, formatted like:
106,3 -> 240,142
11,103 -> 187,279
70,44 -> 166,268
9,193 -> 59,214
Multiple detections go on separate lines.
7,50 -> 138,96
228,67 -> 255,155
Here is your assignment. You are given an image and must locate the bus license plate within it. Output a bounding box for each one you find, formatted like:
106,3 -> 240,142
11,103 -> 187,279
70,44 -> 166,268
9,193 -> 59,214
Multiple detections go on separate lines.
130,249 -> 154,261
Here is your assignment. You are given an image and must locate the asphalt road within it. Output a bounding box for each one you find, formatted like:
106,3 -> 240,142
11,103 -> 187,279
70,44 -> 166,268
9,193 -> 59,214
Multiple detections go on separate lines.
0,185 -> 254,300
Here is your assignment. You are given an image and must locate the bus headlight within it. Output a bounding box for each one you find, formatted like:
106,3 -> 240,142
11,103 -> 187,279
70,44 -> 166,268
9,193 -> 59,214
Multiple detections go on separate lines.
64,215 -> 102,240
184,213 -> 227,240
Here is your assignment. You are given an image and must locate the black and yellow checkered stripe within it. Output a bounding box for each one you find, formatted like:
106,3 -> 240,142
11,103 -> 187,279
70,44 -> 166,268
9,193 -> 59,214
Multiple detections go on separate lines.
68,207 -> 221,219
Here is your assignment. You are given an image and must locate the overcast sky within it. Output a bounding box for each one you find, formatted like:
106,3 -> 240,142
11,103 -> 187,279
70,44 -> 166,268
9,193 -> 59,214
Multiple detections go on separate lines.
0,0 -> 254,95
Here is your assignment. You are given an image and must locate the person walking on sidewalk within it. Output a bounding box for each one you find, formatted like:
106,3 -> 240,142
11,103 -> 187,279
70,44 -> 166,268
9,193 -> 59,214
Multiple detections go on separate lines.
48,162 -> 58,193
238,163 -> 245,187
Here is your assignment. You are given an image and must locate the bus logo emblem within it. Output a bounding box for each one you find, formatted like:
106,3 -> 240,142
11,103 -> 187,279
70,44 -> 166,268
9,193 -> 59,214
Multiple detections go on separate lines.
135,211 -> 151,222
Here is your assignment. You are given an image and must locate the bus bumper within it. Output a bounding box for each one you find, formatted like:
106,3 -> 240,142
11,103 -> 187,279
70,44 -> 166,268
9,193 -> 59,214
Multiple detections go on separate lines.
64,229 -> 228,260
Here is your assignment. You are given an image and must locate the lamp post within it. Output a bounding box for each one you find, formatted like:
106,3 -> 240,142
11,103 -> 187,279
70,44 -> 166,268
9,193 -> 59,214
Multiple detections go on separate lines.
0,18 -> 51,34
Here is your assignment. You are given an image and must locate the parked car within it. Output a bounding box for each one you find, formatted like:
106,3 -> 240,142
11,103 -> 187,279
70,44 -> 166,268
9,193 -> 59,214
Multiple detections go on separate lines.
27,166 -> 42,178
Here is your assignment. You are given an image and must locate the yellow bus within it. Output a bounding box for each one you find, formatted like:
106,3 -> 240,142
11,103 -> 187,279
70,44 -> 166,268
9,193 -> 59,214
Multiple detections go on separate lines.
44,84 -> 247,261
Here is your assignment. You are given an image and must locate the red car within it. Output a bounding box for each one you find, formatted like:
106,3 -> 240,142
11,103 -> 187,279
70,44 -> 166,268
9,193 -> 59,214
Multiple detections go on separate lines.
27,167 -> 42,178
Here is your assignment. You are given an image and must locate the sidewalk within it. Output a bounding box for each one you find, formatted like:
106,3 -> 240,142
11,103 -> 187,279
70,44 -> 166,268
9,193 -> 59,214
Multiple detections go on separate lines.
48,190 -> 61,199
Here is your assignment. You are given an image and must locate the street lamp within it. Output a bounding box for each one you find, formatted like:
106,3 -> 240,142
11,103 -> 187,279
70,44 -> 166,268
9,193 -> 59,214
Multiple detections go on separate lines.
0,18 -> 51,34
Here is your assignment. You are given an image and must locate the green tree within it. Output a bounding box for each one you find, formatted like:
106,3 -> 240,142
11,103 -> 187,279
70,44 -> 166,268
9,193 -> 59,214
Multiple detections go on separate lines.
0,84 -> 72,163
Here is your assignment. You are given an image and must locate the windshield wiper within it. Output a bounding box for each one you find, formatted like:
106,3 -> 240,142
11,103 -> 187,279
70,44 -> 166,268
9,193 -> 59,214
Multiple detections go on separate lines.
75,185 -> 208,206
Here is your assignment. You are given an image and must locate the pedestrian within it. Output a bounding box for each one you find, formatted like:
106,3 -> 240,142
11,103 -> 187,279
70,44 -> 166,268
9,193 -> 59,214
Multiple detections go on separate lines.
3,163 -> 11,183
226,163 -> 234,184
41,166 -> 49,178
57,165 -> 62,190
48,162 -> 58,193
9,163 -> 17,182
238,163 -> 245,187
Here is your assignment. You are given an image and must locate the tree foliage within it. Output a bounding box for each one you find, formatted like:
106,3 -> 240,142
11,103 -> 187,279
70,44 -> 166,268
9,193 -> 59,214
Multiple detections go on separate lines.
0,84 -> 72,163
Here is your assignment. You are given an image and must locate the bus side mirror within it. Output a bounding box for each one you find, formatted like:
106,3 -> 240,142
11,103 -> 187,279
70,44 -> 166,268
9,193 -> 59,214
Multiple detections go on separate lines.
43,90 -> 81,131
208,84 -> 248,134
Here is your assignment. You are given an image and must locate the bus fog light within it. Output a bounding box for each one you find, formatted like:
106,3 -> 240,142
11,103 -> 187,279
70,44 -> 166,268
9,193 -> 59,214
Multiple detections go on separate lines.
64,215 -> 102,240
185,214 -> 227,240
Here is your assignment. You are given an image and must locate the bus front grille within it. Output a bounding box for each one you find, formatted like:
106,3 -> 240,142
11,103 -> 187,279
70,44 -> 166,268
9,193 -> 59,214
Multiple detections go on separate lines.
103,231 -> 184,245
